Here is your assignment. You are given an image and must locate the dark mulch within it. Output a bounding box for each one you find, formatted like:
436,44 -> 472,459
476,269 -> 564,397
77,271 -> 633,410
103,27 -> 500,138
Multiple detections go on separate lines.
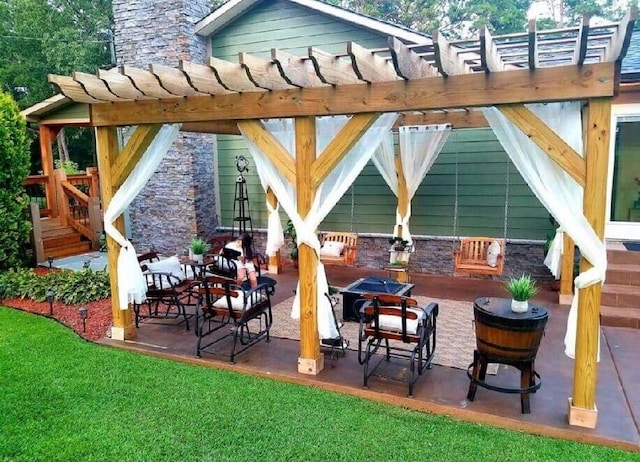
2,267 -> 113,342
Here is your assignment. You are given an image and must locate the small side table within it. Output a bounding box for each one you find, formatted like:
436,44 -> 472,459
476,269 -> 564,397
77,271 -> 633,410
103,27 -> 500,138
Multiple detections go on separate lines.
466,297 -> 548,414
384,264 -> 410,283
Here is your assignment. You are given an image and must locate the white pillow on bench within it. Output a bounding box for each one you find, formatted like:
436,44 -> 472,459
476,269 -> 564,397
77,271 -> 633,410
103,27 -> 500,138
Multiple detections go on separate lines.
146,256 -> 186,282
320,241 -> 345,258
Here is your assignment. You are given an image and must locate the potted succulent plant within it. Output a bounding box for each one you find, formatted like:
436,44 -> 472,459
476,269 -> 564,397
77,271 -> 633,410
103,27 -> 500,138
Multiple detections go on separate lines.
388,236 -> 410,264
504,274 -> 540,313
189,237 -> 210,264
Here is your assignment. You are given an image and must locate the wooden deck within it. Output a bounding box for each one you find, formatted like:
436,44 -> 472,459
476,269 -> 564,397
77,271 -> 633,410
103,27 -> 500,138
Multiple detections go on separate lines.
99,265 -> 640,451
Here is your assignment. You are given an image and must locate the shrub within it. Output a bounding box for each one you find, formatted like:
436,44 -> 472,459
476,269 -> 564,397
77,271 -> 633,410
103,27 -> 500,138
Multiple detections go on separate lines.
0,268 -> 110,305
0,91 -> 32,269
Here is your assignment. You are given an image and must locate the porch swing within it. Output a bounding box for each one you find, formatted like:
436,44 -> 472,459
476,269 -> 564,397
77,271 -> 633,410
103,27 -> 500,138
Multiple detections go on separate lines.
452,151 -> 509,277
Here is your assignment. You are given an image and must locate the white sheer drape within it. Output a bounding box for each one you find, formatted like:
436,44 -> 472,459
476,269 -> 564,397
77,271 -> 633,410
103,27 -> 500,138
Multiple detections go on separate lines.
257,174 -> 285,257
241,113 -> 398,339
482,103 -> 604,360
103,124 -> 181,310
372,124 -> 451,244
544,228 -> 564,279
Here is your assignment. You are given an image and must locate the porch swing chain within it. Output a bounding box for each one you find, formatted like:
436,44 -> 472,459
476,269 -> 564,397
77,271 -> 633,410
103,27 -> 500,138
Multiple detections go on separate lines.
350,184 -> 355,232
503,155 -> 510,241
452,149 -> 460,250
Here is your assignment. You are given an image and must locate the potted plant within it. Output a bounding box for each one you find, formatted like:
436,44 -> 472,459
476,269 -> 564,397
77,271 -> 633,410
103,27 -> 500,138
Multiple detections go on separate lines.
284,219 -> 298,267
504,274 -> 540,313
189,237 -> 210,264
388,236 -> 410,264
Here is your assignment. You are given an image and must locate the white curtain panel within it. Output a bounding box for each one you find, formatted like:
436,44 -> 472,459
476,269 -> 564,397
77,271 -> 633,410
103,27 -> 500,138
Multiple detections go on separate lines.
257,166 -> 285,257
103,124 -> 181,310
372,125 -> 451,244
241,113 -> 398,339
482,102 -> 604,360
544,228 -> 564,279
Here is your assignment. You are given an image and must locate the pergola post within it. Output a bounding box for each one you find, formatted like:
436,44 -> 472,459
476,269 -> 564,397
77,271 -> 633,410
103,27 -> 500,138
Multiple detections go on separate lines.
559,234 -> 576,305
266,187 -> 282,274
295,116 -> 324,375
568,97 -> 611,428
38,125 -> 57,218
395,147 -> 409,238
95,126 -> 136,341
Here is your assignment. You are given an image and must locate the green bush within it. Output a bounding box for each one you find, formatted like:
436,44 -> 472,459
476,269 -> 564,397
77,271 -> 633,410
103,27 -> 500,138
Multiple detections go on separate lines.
0,268 -> 110,305
0,91 -> 32,269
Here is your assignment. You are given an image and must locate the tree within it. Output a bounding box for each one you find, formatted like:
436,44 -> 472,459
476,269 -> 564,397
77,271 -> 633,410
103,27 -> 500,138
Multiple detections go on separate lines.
0,0 -> 113,109
0,91 -> 32,269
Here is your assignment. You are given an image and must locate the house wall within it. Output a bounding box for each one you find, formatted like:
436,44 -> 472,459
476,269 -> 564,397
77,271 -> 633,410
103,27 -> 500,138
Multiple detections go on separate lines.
210,0 -> 553,279
113,0 -> 218,255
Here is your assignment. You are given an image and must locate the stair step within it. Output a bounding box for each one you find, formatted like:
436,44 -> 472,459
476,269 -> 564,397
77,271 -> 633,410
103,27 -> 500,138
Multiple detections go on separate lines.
600,305 -> 640,329
601,283 -> 640,309
606,263 -> 640,286
607,248 -> 640,265
45,241 -> 93,259
43,233 -> 82,248
42,226 -> 76,239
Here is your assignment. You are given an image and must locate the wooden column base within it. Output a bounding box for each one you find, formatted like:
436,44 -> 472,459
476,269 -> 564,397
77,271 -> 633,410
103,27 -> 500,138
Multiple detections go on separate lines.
110,323 -> 137,341
558,293 -> 574,306
267,254 -> 281,274
567,397 -> 598,428
298,354 -> 324,375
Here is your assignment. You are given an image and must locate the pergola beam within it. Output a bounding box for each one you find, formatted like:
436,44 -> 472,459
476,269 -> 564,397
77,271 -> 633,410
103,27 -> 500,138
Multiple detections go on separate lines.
87,63 -> 617,126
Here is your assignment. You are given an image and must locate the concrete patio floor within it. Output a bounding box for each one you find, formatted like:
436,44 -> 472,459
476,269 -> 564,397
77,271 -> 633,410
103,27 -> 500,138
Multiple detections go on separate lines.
99,264 -> 640,452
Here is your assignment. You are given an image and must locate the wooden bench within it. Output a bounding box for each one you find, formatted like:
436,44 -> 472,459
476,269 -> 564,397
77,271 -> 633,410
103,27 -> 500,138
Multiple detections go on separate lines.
453,237 -> 505,277
319,232 -> 358,266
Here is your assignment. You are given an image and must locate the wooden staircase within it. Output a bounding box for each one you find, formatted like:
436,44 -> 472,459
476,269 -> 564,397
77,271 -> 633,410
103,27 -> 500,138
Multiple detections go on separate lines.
601,243 -> 640,329
41,217 -> 93,259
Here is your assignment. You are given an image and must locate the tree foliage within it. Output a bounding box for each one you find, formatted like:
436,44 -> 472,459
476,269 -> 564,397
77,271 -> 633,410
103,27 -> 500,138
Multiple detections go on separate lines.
0,0 -> 112,109
0,90 -> 32,269
330,0 -> 630,38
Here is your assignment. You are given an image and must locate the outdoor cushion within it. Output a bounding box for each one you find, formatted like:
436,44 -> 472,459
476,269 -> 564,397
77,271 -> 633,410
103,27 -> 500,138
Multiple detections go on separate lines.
320,241 -> 344,258
486,240 -> 501,267
372,307 -> 425,335
213,292 -> 265,311
146,256 -> 186,282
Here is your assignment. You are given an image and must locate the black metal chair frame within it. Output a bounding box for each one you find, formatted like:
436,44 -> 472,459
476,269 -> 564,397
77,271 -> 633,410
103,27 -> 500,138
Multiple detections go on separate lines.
135,251 -> 197,331
320,293 -> 349,367
195,275 -> 274,363
357,293 -> 438,398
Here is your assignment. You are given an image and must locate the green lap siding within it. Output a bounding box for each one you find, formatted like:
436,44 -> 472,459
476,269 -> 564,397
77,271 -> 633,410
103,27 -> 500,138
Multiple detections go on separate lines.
213,2 -> 550,241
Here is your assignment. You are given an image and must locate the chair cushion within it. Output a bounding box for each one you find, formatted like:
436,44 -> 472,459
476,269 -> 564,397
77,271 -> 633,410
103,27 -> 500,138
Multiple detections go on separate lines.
146,256 -> 186,282
372,307 -> 425,335
320,241 -> 344,258
486,240 -> 501,267
212,292 -> 265,311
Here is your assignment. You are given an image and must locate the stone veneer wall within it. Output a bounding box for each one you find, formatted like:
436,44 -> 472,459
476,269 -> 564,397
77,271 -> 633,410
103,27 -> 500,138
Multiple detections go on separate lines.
113,0 -> 217,255
250,230 -> 557,284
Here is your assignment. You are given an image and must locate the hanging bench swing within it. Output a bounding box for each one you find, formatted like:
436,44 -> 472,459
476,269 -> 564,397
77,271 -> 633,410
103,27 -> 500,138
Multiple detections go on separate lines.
452,152 -> 509,277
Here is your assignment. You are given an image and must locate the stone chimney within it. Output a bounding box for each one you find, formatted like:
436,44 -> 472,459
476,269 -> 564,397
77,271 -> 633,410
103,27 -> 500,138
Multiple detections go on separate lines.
112,0 -> 218,254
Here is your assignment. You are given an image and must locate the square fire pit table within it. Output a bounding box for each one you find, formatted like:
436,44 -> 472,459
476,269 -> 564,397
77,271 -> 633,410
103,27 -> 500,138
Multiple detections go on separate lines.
340,276 -> 415,321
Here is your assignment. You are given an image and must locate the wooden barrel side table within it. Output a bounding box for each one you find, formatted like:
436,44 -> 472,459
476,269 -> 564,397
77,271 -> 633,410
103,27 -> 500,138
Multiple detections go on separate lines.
466,297 -> 549,414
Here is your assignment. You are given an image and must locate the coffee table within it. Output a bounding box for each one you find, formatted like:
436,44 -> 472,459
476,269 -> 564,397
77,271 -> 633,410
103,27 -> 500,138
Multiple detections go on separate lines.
340,276 -> 415,321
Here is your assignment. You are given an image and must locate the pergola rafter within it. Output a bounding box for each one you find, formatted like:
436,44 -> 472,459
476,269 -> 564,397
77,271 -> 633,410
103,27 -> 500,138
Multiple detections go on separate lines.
46,8 -> 637,429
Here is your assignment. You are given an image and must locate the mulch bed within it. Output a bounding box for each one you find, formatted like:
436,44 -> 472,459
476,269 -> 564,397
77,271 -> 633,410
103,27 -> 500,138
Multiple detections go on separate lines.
2,267 -> 113,342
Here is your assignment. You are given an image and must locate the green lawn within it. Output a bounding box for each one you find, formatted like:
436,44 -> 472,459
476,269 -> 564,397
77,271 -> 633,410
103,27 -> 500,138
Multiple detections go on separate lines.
0,307 -> 637,462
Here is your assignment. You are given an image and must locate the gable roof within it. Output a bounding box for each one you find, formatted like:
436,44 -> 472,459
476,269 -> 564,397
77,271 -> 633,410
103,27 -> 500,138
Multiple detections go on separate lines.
621,28 -> 640,82
195,0 -> 431,45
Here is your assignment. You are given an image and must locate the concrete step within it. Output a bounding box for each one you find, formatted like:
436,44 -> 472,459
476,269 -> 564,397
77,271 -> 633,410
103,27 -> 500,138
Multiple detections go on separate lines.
45,241 -> 93,259
601,305 -> 640,329
601,283 -> 640,309
607,248 -> 640,265
606,263 -> 640,287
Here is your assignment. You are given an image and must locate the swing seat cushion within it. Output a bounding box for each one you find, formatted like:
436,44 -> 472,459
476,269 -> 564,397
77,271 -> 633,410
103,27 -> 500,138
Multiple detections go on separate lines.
320,232 -> 358,266
454,237 -> 505,277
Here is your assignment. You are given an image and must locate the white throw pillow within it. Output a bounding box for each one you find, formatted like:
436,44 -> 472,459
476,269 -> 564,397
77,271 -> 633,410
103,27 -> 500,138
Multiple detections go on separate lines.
320,241 -> 345,258
372,307 -> 425,335
486,241 -> 501,268
146,256 -> 186,282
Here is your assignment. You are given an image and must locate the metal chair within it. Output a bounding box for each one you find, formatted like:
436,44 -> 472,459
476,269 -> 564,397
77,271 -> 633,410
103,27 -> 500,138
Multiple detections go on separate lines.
195,274 -> 274,363
320,293 -> 349,367
357,293 -> 438,397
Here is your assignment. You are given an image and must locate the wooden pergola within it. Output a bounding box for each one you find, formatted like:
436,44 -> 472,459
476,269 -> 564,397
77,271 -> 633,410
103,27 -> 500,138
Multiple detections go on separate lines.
48,10 -> 636,428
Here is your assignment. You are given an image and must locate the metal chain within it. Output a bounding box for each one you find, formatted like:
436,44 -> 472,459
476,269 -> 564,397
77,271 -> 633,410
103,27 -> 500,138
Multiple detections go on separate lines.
350,184 -> 355,232
503,155 -> 510,240
452,150 -> 460,251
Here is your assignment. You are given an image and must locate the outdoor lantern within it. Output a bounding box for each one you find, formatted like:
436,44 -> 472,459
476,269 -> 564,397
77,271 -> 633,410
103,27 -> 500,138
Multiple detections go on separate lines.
46,288 -> 55,316
83,260 -> 91,269
78,306 -> 88,332
47,256 -> 54,269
